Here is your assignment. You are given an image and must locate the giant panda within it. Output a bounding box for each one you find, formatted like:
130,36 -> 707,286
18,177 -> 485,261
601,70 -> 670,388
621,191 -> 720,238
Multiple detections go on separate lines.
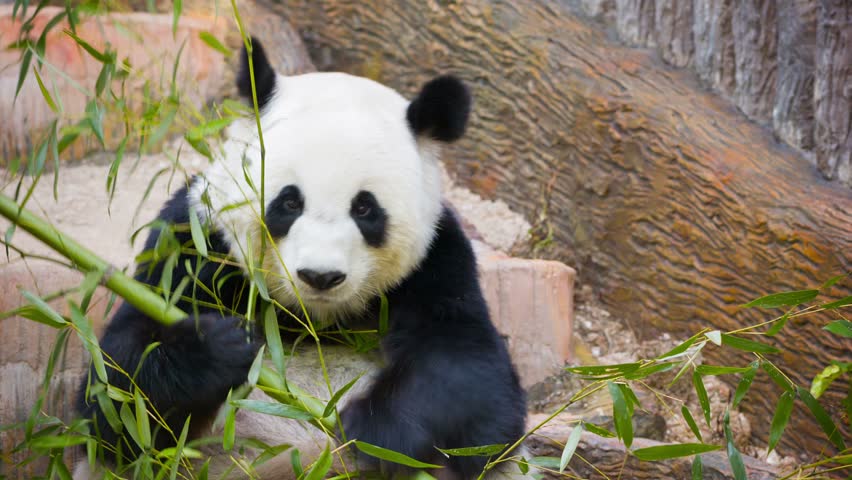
74,38 -> 528,480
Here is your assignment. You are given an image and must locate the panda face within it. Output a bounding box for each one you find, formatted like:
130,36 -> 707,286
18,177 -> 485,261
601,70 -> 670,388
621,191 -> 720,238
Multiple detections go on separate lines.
193,40 -> 470,325
196,73 -> 444,323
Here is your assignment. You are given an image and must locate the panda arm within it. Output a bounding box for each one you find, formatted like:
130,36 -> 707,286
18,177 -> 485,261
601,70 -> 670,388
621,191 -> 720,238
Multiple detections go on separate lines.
76,184 -> 257,461
341,209 -> 526,476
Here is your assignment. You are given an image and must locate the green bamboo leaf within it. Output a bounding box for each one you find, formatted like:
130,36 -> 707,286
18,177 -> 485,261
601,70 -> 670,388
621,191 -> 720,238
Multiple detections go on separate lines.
69,303 -> 107,383
810,362 -> 850,399
95,388 -> 122,432
322,372 -> 364,419
632,443 -> 721,461
624,361 -> 677,380
247,345 -> 265,387
231,400 -> 313,421
199,31 -> 231,56
64,29 -> 110,63
742,289 -> 818,309
823,319 -> 852,338
732,362 -> 759,409
695,365 -> 752,376
761,361 -> 795,392
290,448 -> 303,478
820,274 -> 846,289
681,406 -> 702,442
305,445 -> 332,480
264,304 -> 285,376
607,381 -> 633,448
692,455 -> 703,480
796,386 -> 846,450
559,423 -> 584,472
30,434 -> 88,449
354,441 -> 442,469
436,444 -> 507,457
528,457 -> 560,469
764,311 -> 790,336
583,422 -> 616,438
134,389 -> 151,449
720,334 -> 779,354
767,390 -> 795,453
186,117 -> 235,140
26,328 -> 70,438
32,67 -> 58,113
120,402 -> 143,449
222,397 -> 235,451
724,412 -> 747,480
19,291 -> 66,328
185,135 -> 212,160
656,332 -> 704,359
172,0 -> 182,37
693,372 -> 711,426
566,363 -> 641,377
188,206 -> 208,258
15,48 -> 32,100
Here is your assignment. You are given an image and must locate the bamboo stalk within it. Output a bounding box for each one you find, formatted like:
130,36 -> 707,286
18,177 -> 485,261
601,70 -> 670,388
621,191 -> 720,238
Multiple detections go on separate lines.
0,192 -> 186,325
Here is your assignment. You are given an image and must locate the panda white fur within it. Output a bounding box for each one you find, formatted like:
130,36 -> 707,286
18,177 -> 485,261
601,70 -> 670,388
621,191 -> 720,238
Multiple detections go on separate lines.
75,38 -> 528,480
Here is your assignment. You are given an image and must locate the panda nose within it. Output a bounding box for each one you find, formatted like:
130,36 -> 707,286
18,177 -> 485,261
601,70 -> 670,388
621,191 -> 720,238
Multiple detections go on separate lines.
297,269 -> 347,291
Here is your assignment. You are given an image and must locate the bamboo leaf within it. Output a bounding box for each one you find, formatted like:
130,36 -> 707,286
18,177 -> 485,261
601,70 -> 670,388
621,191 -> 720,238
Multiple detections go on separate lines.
172,0 -> 182,38
705,330 -> 721,346
681,406 -> 702,442
583,422 -> 616,438
823,319 -> 852,338
732,362 -> 759,409
721,334 -> 779,354
186,117 -> 234,140
30,434 -> 88,449
656,332 -> 704,360
188,206 -> 208,258
64,29 -> 110,63
810,362 -> 850,399
796,386 -> 846,450
761,361 -> 795,392
695,365 -> 752,376
767,390 -> 795,453
693,372 -> 711,426
566,363 -> 641,377
692,455 -> 703,480
764,312 -> 790,336
264,304 -> 285,376
742,289 -> 818,309
134,389 -> 151,449
607,381 -> 633,448
33,67 -> 58,113
354,441 -> 442,469
820,274 -> 846,289
436,444 -> 507,457
222,397 -> 235,451
69,303 -> 107,383
632,443 -> 721,461
19,291 -> 66,328
290,449 -> 303,478
231,400 -> 313,421
559,423 -> 584,472
120,402 -> 143,449
15,48 -> 32,100
322,372 -> 364,419
247,345 -> 265,387
305,446 -> 333,480
199,31 -> 231,56
724,412 -> 747,480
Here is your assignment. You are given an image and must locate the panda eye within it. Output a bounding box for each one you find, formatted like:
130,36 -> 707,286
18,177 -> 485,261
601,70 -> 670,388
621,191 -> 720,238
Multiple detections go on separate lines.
353,204 -> 372,217
284,198 -> 302,212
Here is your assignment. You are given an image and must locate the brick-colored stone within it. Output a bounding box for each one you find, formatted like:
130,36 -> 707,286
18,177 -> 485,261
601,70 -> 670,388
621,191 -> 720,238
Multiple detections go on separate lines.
478,253 -> 576,388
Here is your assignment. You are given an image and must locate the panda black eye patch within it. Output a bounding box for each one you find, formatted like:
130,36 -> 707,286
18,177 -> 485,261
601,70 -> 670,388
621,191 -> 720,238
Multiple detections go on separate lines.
350,191 -> 387,247
266,185 -> 303,238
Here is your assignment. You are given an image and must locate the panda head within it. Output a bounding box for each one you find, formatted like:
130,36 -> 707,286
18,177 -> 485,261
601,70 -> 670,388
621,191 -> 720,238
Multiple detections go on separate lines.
193,38 -> 470,324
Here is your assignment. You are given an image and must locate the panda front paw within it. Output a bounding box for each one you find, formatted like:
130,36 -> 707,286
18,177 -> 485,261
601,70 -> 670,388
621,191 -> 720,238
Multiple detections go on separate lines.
158,314 -> 260,407
340,398 -> 433,474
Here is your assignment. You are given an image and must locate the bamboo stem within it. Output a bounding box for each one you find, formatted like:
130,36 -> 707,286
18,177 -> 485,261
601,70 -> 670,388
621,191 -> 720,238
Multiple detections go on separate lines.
0,192 -> 186,325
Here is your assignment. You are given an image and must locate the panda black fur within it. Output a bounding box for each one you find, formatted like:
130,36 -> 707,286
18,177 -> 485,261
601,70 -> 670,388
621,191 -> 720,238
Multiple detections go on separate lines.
75,38 -> 527,479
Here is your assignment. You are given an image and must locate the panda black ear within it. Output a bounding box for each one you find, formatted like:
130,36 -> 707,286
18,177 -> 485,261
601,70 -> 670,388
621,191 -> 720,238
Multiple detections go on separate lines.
406,75 -> 470,142
237,37 -> 277,110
